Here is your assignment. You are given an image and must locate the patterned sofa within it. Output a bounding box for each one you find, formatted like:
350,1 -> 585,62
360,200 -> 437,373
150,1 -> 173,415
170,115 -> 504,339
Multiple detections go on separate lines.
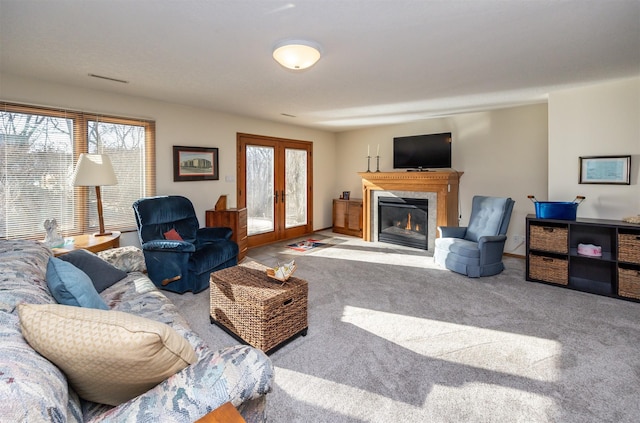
0,240 -> 274,422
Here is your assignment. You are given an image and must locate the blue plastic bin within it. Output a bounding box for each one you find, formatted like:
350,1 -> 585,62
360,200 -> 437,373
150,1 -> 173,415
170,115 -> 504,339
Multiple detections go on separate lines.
528,196 -> 585,220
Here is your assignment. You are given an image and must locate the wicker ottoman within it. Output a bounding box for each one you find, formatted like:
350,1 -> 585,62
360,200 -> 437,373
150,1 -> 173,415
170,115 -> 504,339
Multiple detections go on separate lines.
210,265 -> 308,354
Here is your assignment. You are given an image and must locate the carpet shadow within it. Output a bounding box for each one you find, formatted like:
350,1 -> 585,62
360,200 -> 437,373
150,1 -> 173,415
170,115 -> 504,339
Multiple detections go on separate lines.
268,253 -> 640,421
272,317 -> 555,408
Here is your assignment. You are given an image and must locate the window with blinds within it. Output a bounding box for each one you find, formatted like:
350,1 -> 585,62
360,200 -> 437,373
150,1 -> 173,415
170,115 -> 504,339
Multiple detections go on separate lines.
0,102 -> 155,239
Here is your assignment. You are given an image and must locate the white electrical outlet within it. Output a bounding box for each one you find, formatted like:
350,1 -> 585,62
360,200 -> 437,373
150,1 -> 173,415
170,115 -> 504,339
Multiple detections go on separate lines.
512,234 -> 524,243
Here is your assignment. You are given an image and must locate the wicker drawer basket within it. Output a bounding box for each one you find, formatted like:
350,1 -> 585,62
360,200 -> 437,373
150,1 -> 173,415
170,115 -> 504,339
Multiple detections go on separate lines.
618,267 -> 640,300
618,233 -> 640,264
210,266 -> 308,354
529,254 -> 568,285
529,225 -> 568,254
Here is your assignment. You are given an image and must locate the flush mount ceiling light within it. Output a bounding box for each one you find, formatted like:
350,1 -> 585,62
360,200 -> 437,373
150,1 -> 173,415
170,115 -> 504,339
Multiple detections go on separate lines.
272,40 -> 322,70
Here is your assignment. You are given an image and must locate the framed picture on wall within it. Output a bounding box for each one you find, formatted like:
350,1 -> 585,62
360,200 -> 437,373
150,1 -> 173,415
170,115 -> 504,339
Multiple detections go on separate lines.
579,155 -> 631,185
173,146 -> 219,181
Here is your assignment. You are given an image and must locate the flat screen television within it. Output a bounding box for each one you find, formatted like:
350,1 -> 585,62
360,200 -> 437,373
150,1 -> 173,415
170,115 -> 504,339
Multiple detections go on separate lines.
393,132 -> 452,170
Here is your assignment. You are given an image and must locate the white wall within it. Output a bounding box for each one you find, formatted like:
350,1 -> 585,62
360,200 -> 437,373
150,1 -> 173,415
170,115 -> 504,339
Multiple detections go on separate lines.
5,72 -> 636,256
548,77 -> 640,219
1,73 -> 337,246
335,103 -> 549,255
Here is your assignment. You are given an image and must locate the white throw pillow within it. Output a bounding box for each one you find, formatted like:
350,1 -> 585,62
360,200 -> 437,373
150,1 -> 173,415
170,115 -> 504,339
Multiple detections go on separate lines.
18,303 -> 197,406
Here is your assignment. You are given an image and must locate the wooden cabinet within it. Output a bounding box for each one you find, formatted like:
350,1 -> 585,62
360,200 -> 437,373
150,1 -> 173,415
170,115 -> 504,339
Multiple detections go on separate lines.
206,208 -> 248,262
333,199 -> 363,237
526,214 -> 640,301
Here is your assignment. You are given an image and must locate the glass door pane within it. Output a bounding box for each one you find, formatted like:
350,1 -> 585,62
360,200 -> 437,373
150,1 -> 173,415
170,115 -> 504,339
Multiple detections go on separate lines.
246,145 -> 274,236
285,148 -> 307,229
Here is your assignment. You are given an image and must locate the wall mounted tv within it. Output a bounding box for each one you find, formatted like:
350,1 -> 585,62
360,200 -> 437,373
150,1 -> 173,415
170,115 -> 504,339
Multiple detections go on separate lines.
393,132 -> 452,170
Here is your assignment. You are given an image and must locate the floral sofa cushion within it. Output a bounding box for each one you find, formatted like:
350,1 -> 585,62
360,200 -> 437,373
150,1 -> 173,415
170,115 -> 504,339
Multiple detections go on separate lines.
0,240 -> 56,309
0,308 -> 84,422
97,246 -> 146,273
0,240 -> 83,422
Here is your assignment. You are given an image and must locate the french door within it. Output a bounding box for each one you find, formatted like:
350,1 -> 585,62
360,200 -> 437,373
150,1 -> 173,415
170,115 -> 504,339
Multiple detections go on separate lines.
237,133 -> 313,248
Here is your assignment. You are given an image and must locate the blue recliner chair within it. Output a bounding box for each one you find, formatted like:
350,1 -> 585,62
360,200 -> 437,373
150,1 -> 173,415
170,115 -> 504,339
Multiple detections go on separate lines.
434,195 -> 515,277
133,195 -> 239,293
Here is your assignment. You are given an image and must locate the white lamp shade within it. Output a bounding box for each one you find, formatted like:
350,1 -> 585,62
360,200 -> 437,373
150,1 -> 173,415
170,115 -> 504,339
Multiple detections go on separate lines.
273,40 -> 321,70
71,153 -> 118,187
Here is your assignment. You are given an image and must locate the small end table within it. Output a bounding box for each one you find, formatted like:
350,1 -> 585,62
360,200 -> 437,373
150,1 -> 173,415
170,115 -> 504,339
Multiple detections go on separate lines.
52,231 -> 121,257
195,402 -> 246,423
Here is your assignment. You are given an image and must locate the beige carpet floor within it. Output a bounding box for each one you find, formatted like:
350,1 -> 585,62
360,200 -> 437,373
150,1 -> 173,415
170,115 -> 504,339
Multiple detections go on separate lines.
165,231 -> 640,423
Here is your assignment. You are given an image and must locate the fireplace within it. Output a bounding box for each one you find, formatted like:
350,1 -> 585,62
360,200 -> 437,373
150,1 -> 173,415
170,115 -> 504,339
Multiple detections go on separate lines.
359,171 -> 463,253
378,197 -> 429,250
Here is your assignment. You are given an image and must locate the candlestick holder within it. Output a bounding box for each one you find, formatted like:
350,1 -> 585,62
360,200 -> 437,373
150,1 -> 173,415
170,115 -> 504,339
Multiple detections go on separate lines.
366,156 -> 371,172
376,155 -> 380,172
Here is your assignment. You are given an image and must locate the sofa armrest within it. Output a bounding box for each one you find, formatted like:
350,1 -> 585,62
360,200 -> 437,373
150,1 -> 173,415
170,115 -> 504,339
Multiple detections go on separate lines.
87,345 -> 273,422
197,227 -> 233,241
142,240 -> 196,253
438,226 -> 467,239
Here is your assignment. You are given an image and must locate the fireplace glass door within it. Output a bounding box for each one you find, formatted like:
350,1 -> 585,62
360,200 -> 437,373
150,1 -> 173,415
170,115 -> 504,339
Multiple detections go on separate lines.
378,197 -> 429,249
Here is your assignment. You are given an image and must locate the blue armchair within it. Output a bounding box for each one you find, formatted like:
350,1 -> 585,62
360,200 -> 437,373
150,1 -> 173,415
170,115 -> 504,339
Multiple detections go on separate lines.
132,195 -> 239,293
434,195 -> 515,277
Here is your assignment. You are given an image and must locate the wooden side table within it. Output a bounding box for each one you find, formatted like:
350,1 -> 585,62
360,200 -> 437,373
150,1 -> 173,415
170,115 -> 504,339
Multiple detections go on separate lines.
51,231 -> 121,257
195,402 -> 246,423
206,208 -> 248,261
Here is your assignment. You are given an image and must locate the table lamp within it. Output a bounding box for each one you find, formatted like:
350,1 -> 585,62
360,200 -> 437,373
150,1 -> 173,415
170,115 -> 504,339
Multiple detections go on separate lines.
71,153 -> 118,236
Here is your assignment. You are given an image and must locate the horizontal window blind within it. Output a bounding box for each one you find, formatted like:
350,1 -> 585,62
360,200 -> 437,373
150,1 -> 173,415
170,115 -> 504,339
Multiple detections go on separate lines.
1,102 -> 155,240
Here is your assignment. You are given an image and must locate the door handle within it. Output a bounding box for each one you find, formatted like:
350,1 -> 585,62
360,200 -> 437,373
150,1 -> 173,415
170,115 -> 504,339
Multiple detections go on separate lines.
274,191 -> 279,203
281,190 -> 286,202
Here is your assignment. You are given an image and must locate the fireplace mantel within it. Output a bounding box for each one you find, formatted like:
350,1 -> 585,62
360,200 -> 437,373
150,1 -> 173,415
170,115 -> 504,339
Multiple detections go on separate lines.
358,171 -> 463,241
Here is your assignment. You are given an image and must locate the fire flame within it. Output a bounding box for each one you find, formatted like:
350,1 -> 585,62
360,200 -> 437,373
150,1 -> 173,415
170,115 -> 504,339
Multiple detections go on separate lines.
394,213 -> 420,232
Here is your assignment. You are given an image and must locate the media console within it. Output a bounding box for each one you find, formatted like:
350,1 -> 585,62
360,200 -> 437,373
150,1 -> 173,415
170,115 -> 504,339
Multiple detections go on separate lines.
526,214 -> 640,301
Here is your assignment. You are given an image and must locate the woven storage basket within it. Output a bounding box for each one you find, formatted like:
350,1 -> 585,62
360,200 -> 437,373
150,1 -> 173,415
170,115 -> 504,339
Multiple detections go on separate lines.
618,268 -> 640,300
529,225 -> 568,254
529,254 -> 568,285
210,265 -> 308,353
618,233 -> 640,264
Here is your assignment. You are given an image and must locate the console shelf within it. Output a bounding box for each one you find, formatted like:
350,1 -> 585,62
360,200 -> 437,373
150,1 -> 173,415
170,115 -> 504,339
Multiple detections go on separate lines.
526,214 -> 640,302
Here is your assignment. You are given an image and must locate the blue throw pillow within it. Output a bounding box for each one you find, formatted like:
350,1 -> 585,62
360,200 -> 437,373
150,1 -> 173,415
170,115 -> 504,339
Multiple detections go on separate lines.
46,257 -> 109,310
58,249 -> 127,292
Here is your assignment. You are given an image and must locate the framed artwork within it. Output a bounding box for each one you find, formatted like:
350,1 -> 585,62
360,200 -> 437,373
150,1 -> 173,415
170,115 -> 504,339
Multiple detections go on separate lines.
579,155 -> 631,185
173,146 -> 219,181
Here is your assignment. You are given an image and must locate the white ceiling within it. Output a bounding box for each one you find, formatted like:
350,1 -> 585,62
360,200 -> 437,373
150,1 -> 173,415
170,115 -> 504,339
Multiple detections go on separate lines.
1,0 -> 639,132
